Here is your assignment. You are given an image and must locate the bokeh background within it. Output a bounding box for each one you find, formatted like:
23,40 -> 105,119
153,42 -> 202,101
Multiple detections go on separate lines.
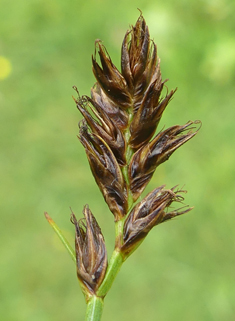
1,0 -> 235,320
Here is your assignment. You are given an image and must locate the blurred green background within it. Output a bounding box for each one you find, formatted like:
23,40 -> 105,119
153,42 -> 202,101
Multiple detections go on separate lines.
1,0 -> 235,320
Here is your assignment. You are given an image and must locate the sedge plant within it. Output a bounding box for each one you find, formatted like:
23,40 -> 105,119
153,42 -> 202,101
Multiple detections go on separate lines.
45,13 -> 201,321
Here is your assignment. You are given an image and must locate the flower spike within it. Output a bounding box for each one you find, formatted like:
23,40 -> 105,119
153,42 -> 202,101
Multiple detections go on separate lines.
45,12 -> 201,321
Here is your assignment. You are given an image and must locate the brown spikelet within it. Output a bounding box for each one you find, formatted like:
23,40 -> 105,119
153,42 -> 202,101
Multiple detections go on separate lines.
92,41 -> 132,109
75,93 -> 126,165
121,14 -> 155,102
129,120 -> 201,201
71,205 -> 107,295
78,123 -> 128,221
129,85 -> 177,150
121,186 -> 192,257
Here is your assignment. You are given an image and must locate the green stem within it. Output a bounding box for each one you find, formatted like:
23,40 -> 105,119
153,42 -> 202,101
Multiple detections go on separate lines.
85,296 -> 104,321
115,217 -> 125,243
122,111 -> 135,210
96,249 -> 124,297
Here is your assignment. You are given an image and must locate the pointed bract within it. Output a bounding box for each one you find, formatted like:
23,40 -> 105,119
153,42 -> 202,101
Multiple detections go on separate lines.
71,205 -> 107,295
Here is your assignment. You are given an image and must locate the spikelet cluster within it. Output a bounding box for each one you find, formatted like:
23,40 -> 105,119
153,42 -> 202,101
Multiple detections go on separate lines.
72,13 -> 200,292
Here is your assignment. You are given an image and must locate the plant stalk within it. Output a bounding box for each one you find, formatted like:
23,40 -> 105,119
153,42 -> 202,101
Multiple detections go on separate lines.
96,249 -> 124,297
85,296 -> 104,321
